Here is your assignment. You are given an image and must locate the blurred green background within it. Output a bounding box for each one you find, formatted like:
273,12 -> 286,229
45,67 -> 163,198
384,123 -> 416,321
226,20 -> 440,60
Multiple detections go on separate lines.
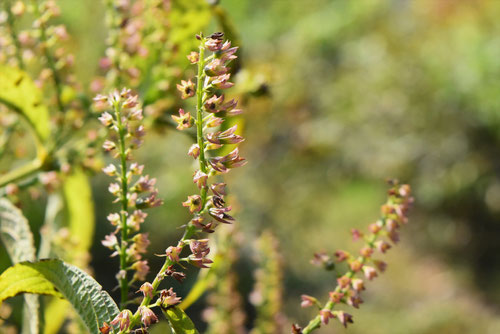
4,0 -> 500,333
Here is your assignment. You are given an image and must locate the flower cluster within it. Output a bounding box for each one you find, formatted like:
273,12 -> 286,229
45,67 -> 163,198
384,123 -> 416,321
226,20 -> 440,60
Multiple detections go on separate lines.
176,31 -> 244,227
100,33 -> 245,333
295,180 -> 413,333
96,88 -> 162,307
203,227 -> 247,334
250,231 -> 286,334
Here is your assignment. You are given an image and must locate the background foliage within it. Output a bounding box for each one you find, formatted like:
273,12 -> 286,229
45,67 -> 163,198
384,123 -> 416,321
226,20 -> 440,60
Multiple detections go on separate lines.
2,0 -> 500,333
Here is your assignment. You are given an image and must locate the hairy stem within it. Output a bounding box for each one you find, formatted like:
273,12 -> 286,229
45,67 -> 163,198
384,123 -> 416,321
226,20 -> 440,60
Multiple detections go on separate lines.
196,44 -> 209,208
114,101 -> 130,308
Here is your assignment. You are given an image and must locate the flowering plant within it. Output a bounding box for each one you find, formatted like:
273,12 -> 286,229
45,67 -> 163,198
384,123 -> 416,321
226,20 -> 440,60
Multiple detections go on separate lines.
0,2 -> 413,334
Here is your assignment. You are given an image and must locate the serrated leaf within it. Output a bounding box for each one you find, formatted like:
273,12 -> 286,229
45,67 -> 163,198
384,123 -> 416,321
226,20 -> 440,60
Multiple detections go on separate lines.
0,198 -> 36,263
163,306 -> 200,334
0,198 -> 39,334
0,65 -> 50,143
0,259 -> 119,334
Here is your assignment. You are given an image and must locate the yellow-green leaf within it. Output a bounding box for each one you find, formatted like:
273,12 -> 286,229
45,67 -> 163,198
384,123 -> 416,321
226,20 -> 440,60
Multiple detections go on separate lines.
0,65 -> 50,142
163,306 -> 200,334
170,0 -> 212,61
0,260 -> 119,334
62,168 -> 95,267
0,263 -> 62,302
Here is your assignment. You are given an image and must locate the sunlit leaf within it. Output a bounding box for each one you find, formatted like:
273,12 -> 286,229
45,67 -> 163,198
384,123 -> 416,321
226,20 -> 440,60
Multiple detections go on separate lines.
0,65 -> 50,143
163,306 -> 200,334
0,259 -> 119,334
43,169 -> 95,333
62,168 -> 95,266
170,0 -> 212,62
43,298 -> 70,334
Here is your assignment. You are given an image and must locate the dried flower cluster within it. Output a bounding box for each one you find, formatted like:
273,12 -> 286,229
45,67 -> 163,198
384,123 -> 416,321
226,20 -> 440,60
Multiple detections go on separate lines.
96,88 -> 162,308
100,32 -> 245,333
294,180 -> 413,333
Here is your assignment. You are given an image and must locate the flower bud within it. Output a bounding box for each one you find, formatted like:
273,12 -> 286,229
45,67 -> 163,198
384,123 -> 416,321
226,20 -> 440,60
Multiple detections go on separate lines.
300,295 -> 317,308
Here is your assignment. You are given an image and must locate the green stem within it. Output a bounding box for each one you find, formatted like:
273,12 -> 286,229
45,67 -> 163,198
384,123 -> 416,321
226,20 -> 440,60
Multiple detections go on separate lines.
301,224 -> 383,333
196,44 -> 209,208
0,158 -> 43,188
128,224 -> 197,328
104,0 -> 123,88
128,40 -> 210,330
31,0 -> 64,114
114,101 -> 130,308
4,0 -> 25,69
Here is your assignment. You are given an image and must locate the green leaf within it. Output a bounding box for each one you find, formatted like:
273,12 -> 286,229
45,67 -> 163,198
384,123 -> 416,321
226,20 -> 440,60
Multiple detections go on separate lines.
0,198 -> 36,263
62,168 -> 95,266
0,65 -> 50,143
0,259 -> 119,334
43,299 -> 70,334
162,306 -> 200,334
170,0 -> 212,62
43,169 -> 96,334
0,198 -> 40,334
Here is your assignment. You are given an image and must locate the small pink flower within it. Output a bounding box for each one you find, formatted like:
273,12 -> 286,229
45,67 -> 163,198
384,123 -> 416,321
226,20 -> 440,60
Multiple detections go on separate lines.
375,240 -> 391,253
140,306 -> 158,327
363,266 -> 378,280
337,275 -> 351,289
319,309 -> 335,325
300,295 -> 317,308
351,278 -> 365,292
101,234 -> 117,249
335,311 -> 354,328
188,144 -> 200,159
138,282 -> 154,298
102,164 -> 116,176
132,260 -> 149,281
329,291 -> 344,303
182,195 -> 202,213
110,310 -> 131,331
160,288 -> 182,307
98,112 -> 113,127
176,80 -> 195,99
171,108 -> 193,130
334,250 -> 349,262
